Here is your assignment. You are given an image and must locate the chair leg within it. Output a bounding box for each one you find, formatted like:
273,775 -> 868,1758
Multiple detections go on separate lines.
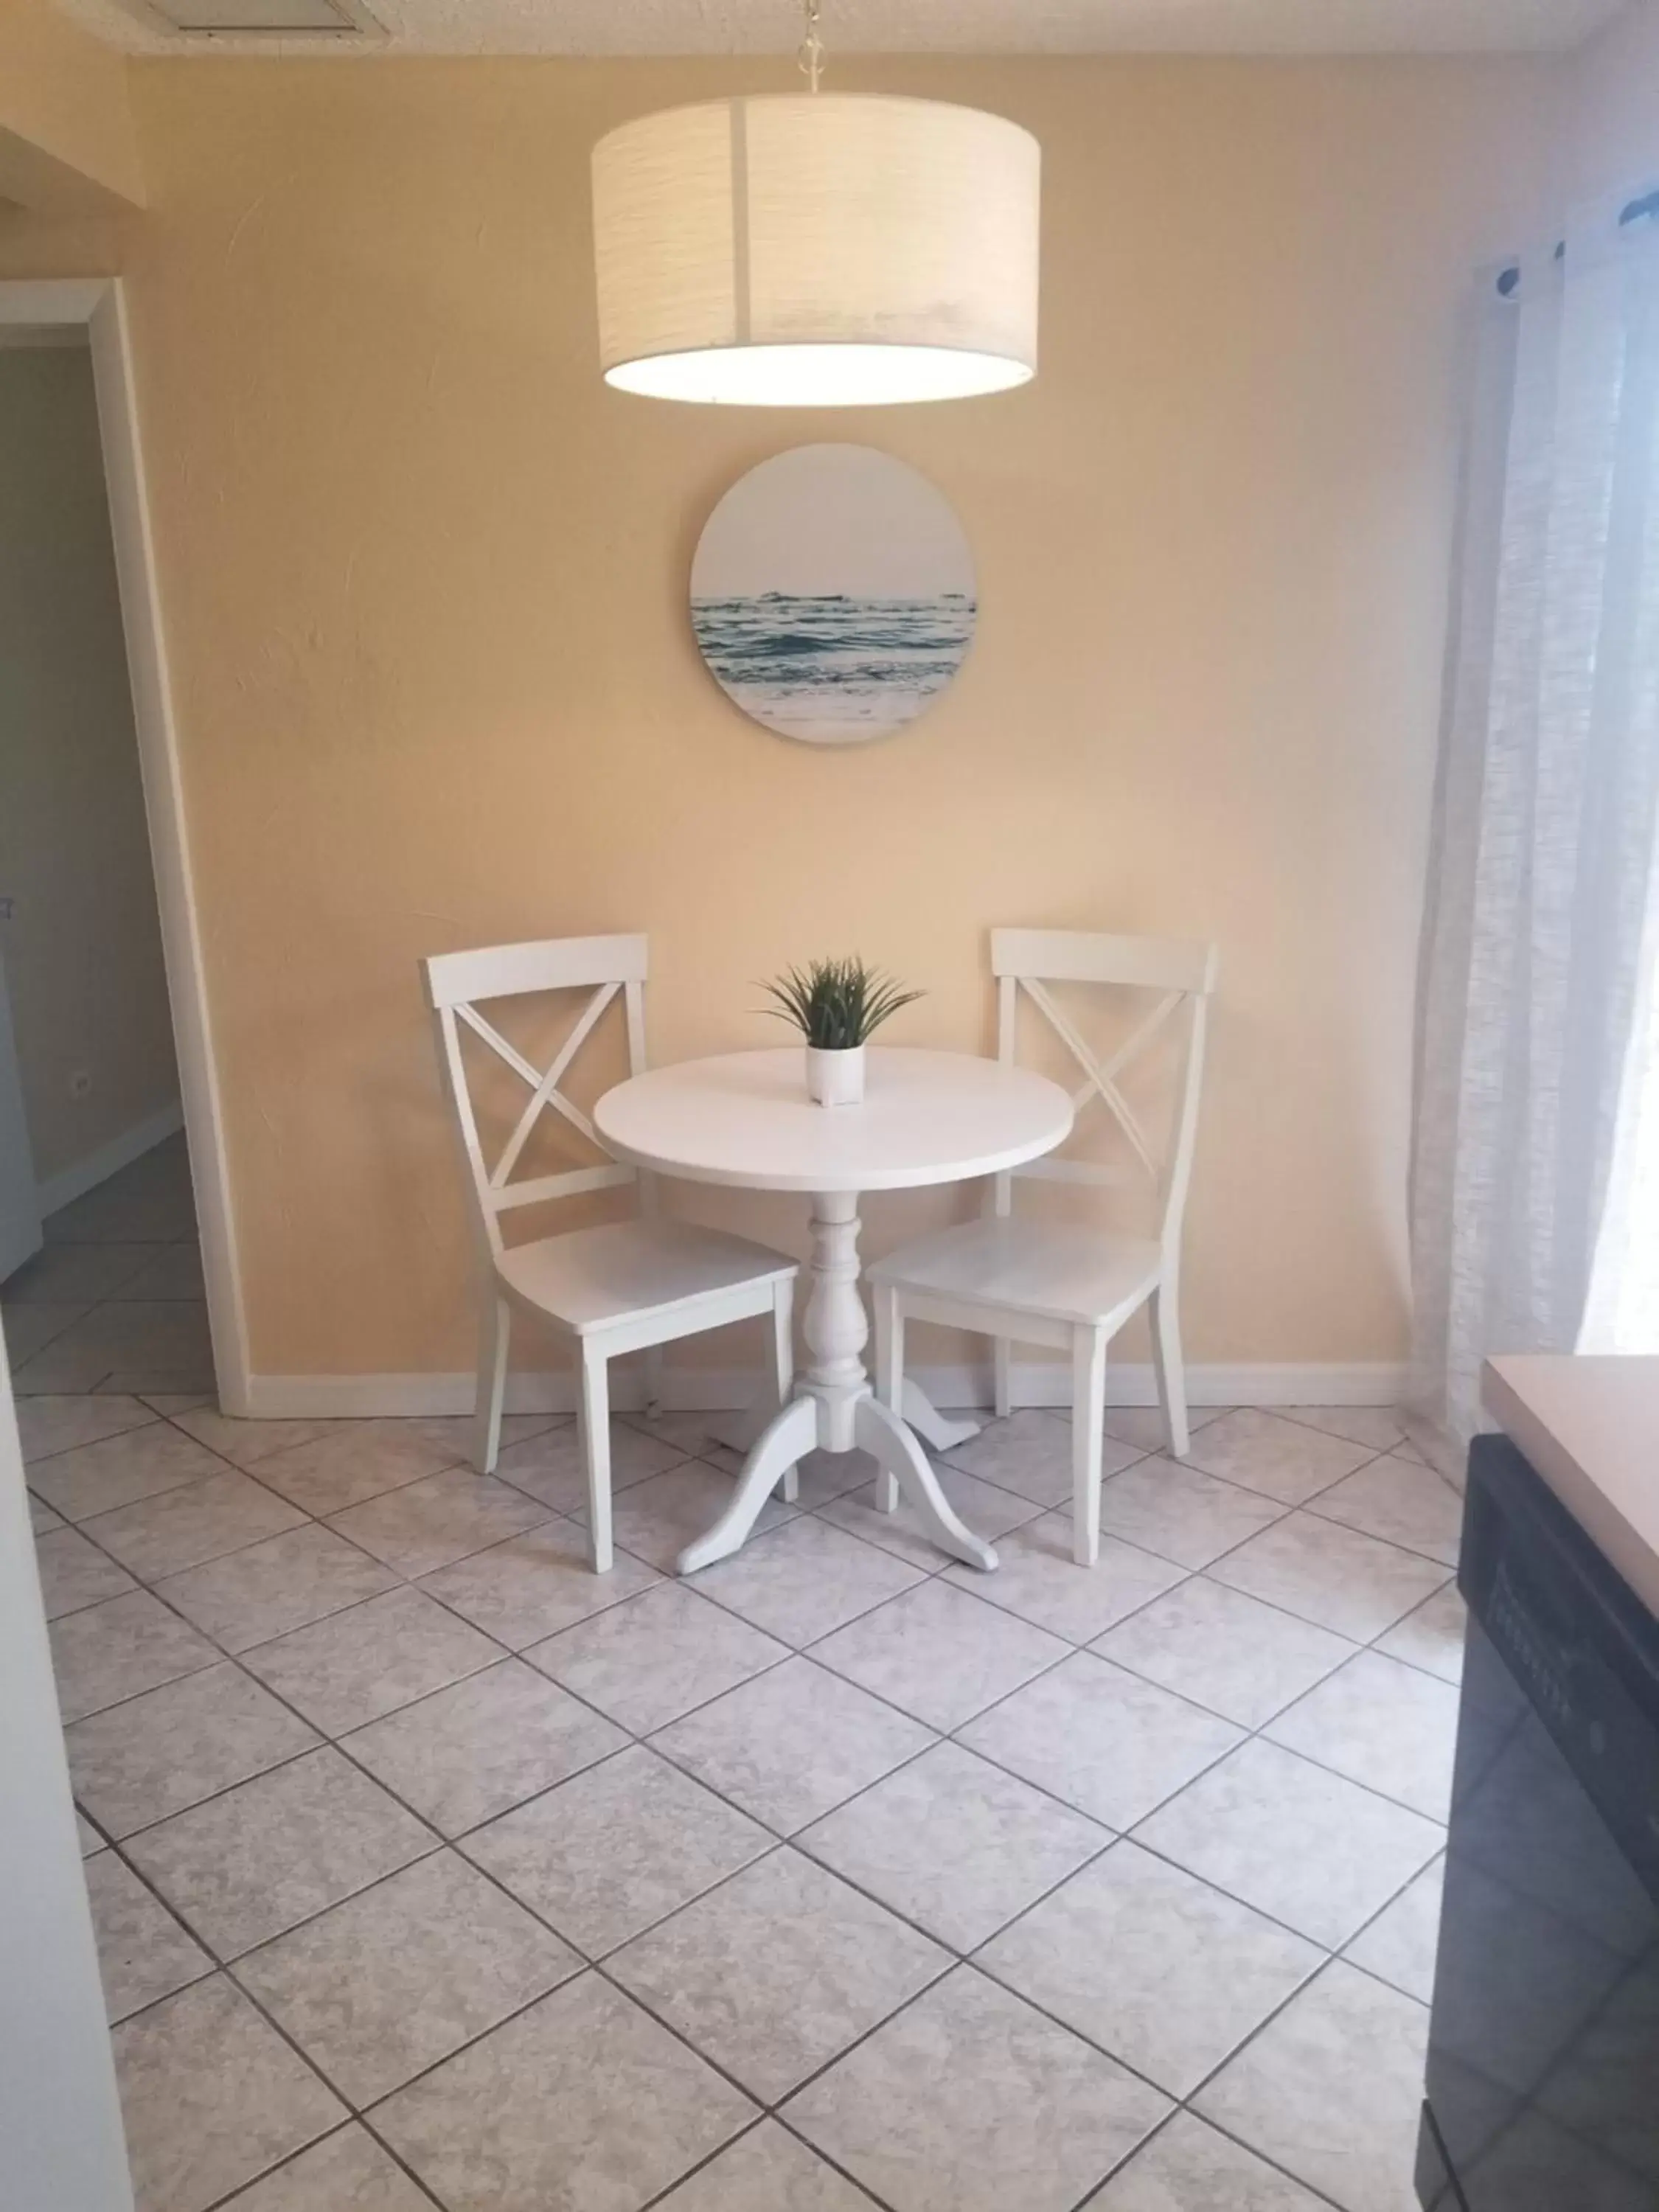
579,1343 -> 613,1574
1149,1281 -> 1191,1459
473,1295 -> 509,1474
872,1284 -> 902,1514
770,1281 -> 799,1503
643,1344 -> 665,1423
993,1336 -> 1012,1421
1072,1326 -> 1107,1568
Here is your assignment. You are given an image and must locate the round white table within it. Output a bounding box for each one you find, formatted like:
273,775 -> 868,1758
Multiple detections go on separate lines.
594,1046 -> 1074,1575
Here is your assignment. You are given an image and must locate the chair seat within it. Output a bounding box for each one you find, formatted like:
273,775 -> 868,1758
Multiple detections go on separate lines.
496,1218 -> 795,1337
869,1217 -> 1164,1329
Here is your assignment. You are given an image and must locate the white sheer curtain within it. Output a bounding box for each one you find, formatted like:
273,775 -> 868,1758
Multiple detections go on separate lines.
1582,867 -> 1659,1352
1410,195 -> 1659,1447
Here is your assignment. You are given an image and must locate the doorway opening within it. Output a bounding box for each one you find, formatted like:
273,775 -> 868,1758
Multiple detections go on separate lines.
0,279 -> 246,1411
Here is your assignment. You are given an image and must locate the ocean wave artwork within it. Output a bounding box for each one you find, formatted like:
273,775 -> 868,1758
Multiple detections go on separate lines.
690,443 -> 976,746
691,591 -> 976,742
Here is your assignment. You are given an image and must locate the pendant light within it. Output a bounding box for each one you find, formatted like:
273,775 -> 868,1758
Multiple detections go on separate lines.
590,0 -> 1040,406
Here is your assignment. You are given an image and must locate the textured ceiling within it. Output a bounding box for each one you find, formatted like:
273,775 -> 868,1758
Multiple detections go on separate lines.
58,0 -> 1629,56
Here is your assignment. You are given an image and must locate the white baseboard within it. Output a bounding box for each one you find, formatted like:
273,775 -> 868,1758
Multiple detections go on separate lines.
37,1099 -> 184,1219
243,1360 -> 1408,1422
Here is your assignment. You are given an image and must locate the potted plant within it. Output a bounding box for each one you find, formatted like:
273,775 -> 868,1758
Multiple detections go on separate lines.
762,956 -> 922,1106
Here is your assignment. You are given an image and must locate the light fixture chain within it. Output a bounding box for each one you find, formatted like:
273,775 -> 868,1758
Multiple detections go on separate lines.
797,0 -> 825,91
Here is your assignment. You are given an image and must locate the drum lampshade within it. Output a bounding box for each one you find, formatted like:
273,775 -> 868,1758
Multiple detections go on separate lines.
591,94 -> 1040,406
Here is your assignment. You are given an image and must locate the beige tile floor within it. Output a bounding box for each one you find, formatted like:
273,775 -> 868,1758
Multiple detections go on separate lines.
11,1141 -> 1472,2212
5,1133 -> 212,1396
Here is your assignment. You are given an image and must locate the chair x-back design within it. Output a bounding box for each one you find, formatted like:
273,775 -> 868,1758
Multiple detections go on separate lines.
869,927 -> 1218,1567
422,933 -> 796,1573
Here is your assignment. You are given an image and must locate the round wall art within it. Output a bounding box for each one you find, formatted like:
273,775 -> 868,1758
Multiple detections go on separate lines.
690,442 -> 976,746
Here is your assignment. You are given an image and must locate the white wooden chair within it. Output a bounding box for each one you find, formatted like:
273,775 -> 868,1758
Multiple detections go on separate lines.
869,928 -> 1218,1568
423,933 -> 797,1573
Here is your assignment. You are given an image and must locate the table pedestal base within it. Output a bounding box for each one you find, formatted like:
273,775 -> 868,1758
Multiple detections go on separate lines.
675,1387 -> 998,1576
676,1187 -> 998,1579
895,1383 -> 982,1454
712,1377 -> 980,1458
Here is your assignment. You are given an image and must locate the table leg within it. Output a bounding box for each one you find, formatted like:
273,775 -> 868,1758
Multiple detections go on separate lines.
855,1396 -> 999,1572
711,1396 -> 774,1454
898,1381 -> 982,1453
676,1394 -> 818,1573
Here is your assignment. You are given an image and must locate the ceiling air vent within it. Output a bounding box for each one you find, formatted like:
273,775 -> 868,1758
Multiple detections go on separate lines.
135,0 -> 380,34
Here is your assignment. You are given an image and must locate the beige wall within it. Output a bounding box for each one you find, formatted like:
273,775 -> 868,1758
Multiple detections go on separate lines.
0,204 -> 125,277
7,52 -> 1557,1386
0,0 -> 143,213
0,342 -> 178,1189
1557,0 -> 1659,200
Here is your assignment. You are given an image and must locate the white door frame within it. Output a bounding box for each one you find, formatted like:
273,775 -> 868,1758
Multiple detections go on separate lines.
0,948 -> 45,1280
0,278 -> 250,1412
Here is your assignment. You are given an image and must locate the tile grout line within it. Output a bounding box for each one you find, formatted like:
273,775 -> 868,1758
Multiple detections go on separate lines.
8,1175 -> 209,1395
27,1245 -> 452,2211
25,1399 -> 602,1544
191,2115 -> 447,2212
67,1429 -> 1454,1956
789,1555 -> 1451,1849
81,1543 -> 917,1995
58,1393 -> 1452,2212
92,1842 -> 222,2027
942,1426 -> 1458,1602
626,2113 -> 778,2212
4,1295 -> 111,1381
156,1810 -> 821,2209
67,1522 -> 1447,1908
138,1802 -> 1373,2212
1044,2095 -> 1355,2212
34,1401 -> 1447,1644
1162,1956 -> 1430,2203
43,1425 -> 654,1711
15,1403 -> 164,1470
105,1576 -> 1422,2201
1119,2104 -> 1354,2212
100,1559 -> 1175,2204
124,1804 -> 1419,2195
